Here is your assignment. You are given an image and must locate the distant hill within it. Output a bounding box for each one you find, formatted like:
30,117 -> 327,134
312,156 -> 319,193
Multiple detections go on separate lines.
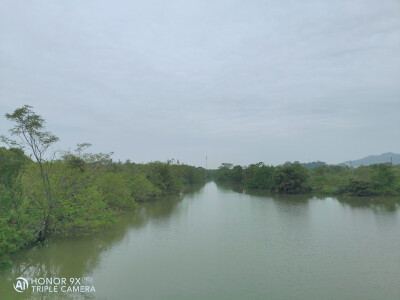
302,161 -> 327,169
340,152 -> 400,167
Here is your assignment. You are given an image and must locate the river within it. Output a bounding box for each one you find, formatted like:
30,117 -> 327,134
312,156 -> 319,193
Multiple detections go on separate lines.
1,182 -> 400,299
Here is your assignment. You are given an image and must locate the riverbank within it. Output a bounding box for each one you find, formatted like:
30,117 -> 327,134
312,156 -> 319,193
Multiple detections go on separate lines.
0,106 -> 211,268
213,162 -> 400,196
0,146 -> 206,267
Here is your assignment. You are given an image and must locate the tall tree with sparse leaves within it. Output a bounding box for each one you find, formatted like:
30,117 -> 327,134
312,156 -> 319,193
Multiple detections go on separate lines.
1,105 -> 59,240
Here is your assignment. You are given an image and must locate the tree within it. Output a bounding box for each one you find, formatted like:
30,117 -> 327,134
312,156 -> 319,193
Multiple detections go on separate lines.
371,164 -> 395,194
0,147 -> 26,214
243,163 -> 274,190
215,163 -> 234,182
272,163 -> 310,193
231,165 -> 243,183
100,172 -> 135,209
129,173 -> 160,202
1,105 -> 59,240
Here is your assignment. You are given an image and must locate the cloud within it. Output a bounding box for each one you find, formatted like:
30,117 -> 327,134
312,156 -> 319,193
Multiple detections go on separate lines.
1,0 -> 399,167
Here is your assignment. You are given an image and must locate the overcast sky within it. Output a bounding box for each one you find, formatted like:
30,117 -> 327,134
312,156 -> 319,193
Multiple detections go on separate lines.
1,0 -> 399,168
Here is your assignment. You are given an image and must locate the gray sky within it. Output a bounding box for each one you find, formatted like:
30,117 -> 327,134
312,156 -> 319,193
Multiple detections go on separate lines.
1,0 -> 399,168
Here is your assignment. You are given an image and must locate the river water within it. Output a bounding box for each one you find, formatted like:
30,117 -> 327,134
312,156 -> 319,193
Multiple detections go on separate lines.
1,182 -> 400,299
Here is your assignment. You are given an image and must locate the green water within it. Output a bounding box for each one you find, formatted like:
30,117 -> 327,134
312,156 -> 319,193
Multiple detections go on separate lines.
1,182 -> 400,299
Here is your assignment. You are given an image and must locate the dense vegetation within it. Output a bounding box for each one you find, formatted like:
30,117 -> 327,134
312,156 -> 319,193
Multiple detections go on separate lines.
1,106 -> 398,268
0,106 -> 205,267
214,162 -> 400,196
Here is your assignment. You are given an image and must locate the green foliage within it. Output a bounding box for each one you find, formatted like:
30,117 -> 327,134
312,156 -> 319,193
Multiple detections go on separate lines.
145,162 -> 183,194
1,105 -> 61,241
341,179 -> 373,196
100,172 -> 136,209
64,155 -> 86,172
178,165 -> 206,185
215,163 -> 234,182
60,186 -> 115,232
1,105 -> 59,150
214,162 -> 400,197
243,163 -> 274,190
309,164 -> 399,196
272,163 -> 310,193
0,106 -> 206,265
314,165 -> 330,175
370,164 -> 395,193
231,165 -> 243,183
216,162 -> 310,193
130,174 -> 161,202
0,147 -> 26,216
0,147 -> 26,188
309,165 -> 350,194
0,219 -> 31,267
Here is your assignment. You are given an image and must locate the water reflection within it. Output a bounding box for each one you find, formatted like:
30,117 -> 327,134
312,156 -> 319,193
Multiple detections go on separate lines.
244,189 -> 310,203
216,182 -> 400,213
335,195 -> 400,212
0,184 -> 205,300
214,182 -> 244,194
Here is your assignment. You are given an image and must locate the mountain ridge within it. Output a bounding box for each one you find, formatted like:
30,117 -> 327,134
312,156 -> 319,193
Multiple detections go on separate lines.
340,152 -> 400,167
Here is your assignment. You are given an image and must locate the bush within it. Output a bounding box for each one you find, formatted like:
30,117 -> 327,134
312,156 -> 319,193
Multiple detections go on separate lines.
243,163 -> 274,190
342,179 -> 374,196
130,174 -> 160,202
100,172 -> 136,209
272,163 -> 310,194
0,220 -> 31,267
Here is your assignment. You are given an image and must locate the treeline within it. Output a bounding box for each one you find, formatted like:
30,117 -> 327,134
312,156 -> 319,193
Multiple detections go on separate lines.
0,106 -> 205,267
214,162 -> 400,196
